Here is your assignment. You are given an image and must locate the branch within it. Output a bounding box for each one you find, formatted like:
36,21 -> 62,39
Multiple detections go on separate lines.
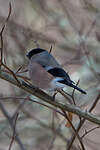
0,70 -> 100,125
0,101 -> 26,150
67,93 -> 100,149
62,109 -> 85,150
81,125 -> 100,139
0,3 -> 12,66
8,113 -> 19,150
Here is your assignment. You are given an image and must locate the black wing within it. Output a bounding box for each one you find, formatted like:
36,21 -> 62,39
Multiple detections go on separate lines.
47,67 -> 86,94
47,67 -> 73,82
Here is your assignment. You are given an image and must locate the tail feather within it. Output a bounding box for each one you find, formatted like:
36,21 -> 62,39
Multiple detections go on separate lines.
69,84 -> 87,94
57,78 -> 87,94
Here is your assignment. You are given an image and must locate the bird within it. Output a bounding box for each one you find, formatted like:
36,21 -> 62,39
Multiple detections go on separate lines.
26,48 -> 86,94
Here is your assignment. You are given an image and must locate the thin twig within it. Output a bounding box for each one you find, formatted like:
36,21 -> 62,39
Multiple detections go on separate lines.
5,3 -> 12,23
85,13 -> 100,39
57,89 -> 72,104
49,45 -> 52,54
0,3 -> 12,66
8,113 -> 19,150
71,80 -> 80,105
81,125 -> 100,139
67,93 -> 100,149
0,96 -> 64,117
15,66 -> 23,74
0,28 -> 4,66
2,63 -> 21,86
1,68 -> 30,81
48,134 -> 56,150
11,100 -> 26,120
0,101 -> 26,150
48,119 -> 65,150
62,109 -> 85,150
0,3 -> 21,86
15,68 -> 28,74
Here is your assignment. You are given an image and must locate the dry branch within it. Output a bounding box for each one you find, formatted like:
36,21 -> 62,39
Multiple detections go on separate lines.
0,70 -> 100,126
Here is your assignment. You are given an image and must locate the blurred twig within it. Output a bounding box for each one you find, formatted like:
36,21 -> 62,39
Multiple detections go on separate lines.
62,109 -> 85,150
15,66 -> 23,74
81,125 -> 100,139
8,113 -> 19,150
58,0 -> 80,35
48,119 -> 65,150
57,89 -> 72,104
0,2 -> 11,66
72,80 -> 80,105
49,45 -> 53,54
0,3 -> 21,86
0,101 -> 26,150
67,93 -> 100,149
0,96 -> 64,117
2,63 -> 21,86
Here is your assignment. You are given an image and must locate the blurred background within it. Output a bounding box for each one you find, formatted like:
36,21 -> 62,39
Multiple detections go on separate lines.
0,0 -> 100,149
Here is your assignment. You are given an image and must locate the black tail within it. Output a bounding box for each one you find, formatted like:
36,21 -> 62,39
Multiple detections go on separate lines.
58,79 -> 87,94
69,84 -> 87,94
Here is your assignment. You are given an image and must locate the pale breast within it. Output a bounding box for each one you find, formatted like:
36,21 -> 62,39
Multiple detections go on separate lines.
28,61 -> 54,90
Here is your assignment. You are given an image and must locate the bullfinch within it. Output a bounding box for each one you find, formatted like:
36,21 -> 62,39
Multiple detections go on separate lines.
26,48 -> 86,94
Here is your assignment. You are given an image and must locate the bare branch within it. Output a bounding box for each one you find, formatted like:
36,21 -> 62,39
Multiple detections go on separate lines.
81,125 -> 100,139
72,80 -> 80,105
0,96 -> 64,117
62,109 -> 85,150
2,63 -> 21,86
0,70 -> 100,126
67,93 -> 100,149
15,66 -> 23,74
0,101 -> 26,150
8,113 -> 19,150
49,45 -> 53,54
57,89 -> 72,104
0,2 -> 12,66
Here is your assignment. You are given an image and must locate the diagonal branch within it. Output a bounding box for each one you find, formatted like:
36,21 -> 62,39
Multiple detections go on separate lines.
67,93 -> 100,149
62,109 -> 85,150
0,70 -> 100,126
81,125 -> 100,139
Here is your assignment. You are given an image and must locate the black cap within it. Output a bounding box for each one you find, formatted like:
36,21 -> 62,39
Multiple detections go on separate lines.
26,48 -> 46,59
